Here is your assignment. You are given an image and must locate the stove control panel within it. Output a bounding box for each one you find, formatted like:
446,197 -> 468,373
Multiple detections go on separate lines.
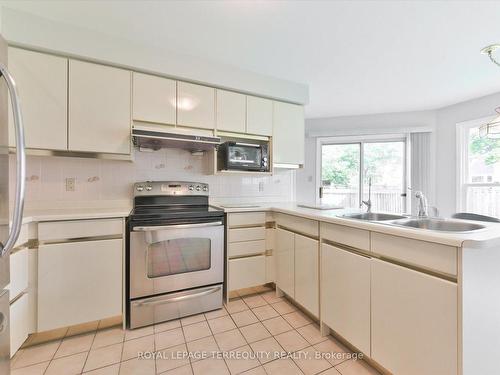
134,181 -> 209,196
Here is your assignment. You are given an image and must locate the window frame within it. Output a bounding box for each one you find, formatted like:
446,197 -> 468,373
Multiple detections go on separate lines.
456,116 -> 500,213
316,133 -> 410,212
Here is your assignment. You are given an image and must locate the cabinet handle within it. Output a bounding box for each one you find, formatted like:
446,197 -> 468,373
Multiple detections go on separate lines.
136,286 -> 221,306
0,63 -> 26,257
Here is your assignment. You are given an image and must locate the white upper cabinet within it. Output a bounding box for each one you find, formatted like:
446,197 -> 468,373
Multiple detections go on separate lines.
177,81 -> 215,130
246,96 -> 273,136
8,48 -> 68,150
69,60 -> 131,154
132,72 -> 176,125
216,89 -> 246,133
273,101 -> 305,166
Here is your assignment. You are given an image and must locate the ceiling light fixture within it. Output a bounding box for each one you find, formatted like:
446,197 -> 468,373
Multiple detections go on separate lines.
481,44 -> 500,67
479,107 -> 500,139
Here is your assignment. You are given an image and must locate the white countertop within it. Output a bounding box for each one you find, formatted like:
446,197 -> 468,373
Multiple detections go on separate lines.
21,206 -> 132,224
212,201 -> 500,248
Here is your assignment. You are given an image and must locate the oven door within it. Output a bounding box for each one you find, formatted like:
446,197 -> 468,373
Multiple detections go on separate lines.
227,144 -> 263,170
130,220 -> 223,299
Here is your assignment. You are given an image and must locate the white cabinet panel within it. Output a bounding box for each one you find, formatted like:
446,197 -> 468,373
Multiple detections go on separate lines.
38,218 -> 123,241
133,72 -> 176,125
9,249 -> 28,301
294,234 -> 319,317
275,228 -> 295,297
8,48 -> 67,150
10,293 -> 29,357
228,255 -> 266,291
228,227 -> 266,243
246,96 -> 273,136
227,212 -> 266,228
177,82 -> 215,130
265,254 -> 275,283
273,101 -> 304,166
38,239 -> 122,331
371,259 -> 457,375
322,244 -> 370,355
228,240 -> 265,258
216,89 -> 246,133
69,60 -> 131,154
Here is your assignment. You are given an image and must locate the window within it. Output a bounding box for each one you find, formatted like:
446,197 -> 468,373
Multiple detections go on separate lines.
318,135 -> 408,213
458,119 -> 500,217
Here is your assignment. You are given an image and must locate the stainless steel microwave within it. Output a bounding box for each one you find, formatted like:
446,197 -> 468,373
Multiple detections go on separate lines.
218,142 -> 269,172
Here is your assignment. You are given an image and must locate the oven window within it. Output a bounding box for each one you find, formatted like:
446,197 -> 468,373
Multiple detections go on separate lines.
147,238 -> 211,278
229,146 -> 260,165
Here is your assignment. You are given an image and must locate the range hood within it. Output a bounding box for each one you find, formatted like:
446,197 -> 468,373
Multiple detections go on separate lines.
132,125 -> 221,151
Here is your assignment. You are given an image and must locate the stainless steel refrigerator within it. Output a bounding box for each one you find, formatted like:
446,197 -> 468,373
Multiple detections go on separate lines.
0,34 -> 26,374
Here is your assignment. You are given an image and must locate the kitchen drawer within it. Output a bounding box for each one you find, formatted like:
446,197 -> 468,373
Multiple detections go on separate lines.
38,218 -> 123,241
371,233 -> 457,276
228,255 -> 266,291
227,212 -> 266,228
228,227 -> 266,243
321,222 -> 370,251
228,240 -> 266,258
10,292 -> 29,357
9,248 -> 28,301
275,213 -> 318,237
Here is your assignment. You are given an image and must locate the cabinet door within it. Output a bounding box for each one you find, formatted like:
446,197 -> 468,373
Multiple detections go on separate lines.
273,101 -> 304,166
132,72 -> 176,125
8,48 -> 67,150
275,228 -> 295,297
38,239 -> 122,331
10,292 -> 29,357
371,259 -> 457,375
216,89 -> 246,133
69,60 -> 131,154
246,96 -> 272,136
9,248 -> 28,301
294,234 -> 319,317
322,244 -> 370,355
177,82 -> 215,130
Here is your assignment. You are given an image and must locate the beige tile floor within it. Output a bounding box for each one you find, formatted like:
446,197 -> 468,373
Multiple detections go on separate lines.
10,287 -> 381,375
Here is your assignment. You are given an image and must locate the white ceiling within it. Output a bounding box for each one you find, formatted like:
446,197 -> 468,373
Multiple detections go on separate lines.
3,0 -> 500,119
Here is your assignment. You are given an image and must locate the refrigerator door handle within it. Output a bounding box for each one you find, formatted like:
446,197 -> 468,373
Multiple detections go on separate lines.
0,63 -> 25,257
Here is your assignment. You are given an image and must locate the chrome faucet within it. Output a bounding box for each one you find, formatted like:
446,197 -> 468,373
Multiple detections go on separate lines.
361,177 -> 372,213
415,191 -> 428,217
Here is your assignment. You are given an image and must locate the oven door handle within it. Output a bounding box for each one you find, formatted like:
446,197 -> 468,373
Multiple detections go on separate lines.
136,285 -> 222,307
133,221 -> 223,232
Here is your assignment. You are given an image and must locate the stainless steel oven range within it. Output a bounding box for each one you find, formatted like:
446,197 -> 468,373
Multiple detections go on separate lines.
126,181 -> 224,329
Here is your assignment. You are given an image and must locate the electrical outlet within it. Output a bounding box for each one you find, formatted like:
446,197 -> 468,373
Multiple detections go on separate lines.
65,177 -> 75,192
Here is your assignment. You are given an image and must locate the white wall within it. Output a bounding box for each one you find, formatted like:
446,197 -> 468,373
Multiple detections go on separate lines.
0,6 -> 308,105
299,93 -> 500,216
11,149 -> 296,210
297,111 -> 437,204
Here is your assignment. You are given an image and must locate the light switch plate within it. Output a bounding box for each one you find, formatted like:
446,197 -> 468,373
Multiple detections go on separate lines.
65,177 -> 75,192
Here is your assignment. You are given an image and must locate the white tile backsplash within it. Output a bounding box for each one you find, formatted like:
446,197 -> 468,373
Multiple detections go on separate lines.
10,148 -> 295,209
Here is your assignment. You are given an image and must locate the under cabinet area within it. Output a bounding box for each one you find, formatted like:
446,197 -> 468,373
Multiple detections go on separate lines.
37,219 -> 123,332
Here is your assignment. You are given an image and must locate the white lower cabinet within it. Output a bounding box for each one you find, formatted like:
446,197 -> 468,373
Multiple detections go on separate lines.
38,239 -> 122,331
228,256 -> 266,291
321,244 -> 370,355
275,228 -> 295,297
371,258 -> 457,375
294,234 -> 319,317
10,293 -> 29,357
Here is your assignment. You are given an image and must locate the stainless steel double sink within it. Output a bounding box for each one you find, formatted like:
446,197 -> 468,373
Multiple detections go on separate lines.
341,213 -> 486,232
